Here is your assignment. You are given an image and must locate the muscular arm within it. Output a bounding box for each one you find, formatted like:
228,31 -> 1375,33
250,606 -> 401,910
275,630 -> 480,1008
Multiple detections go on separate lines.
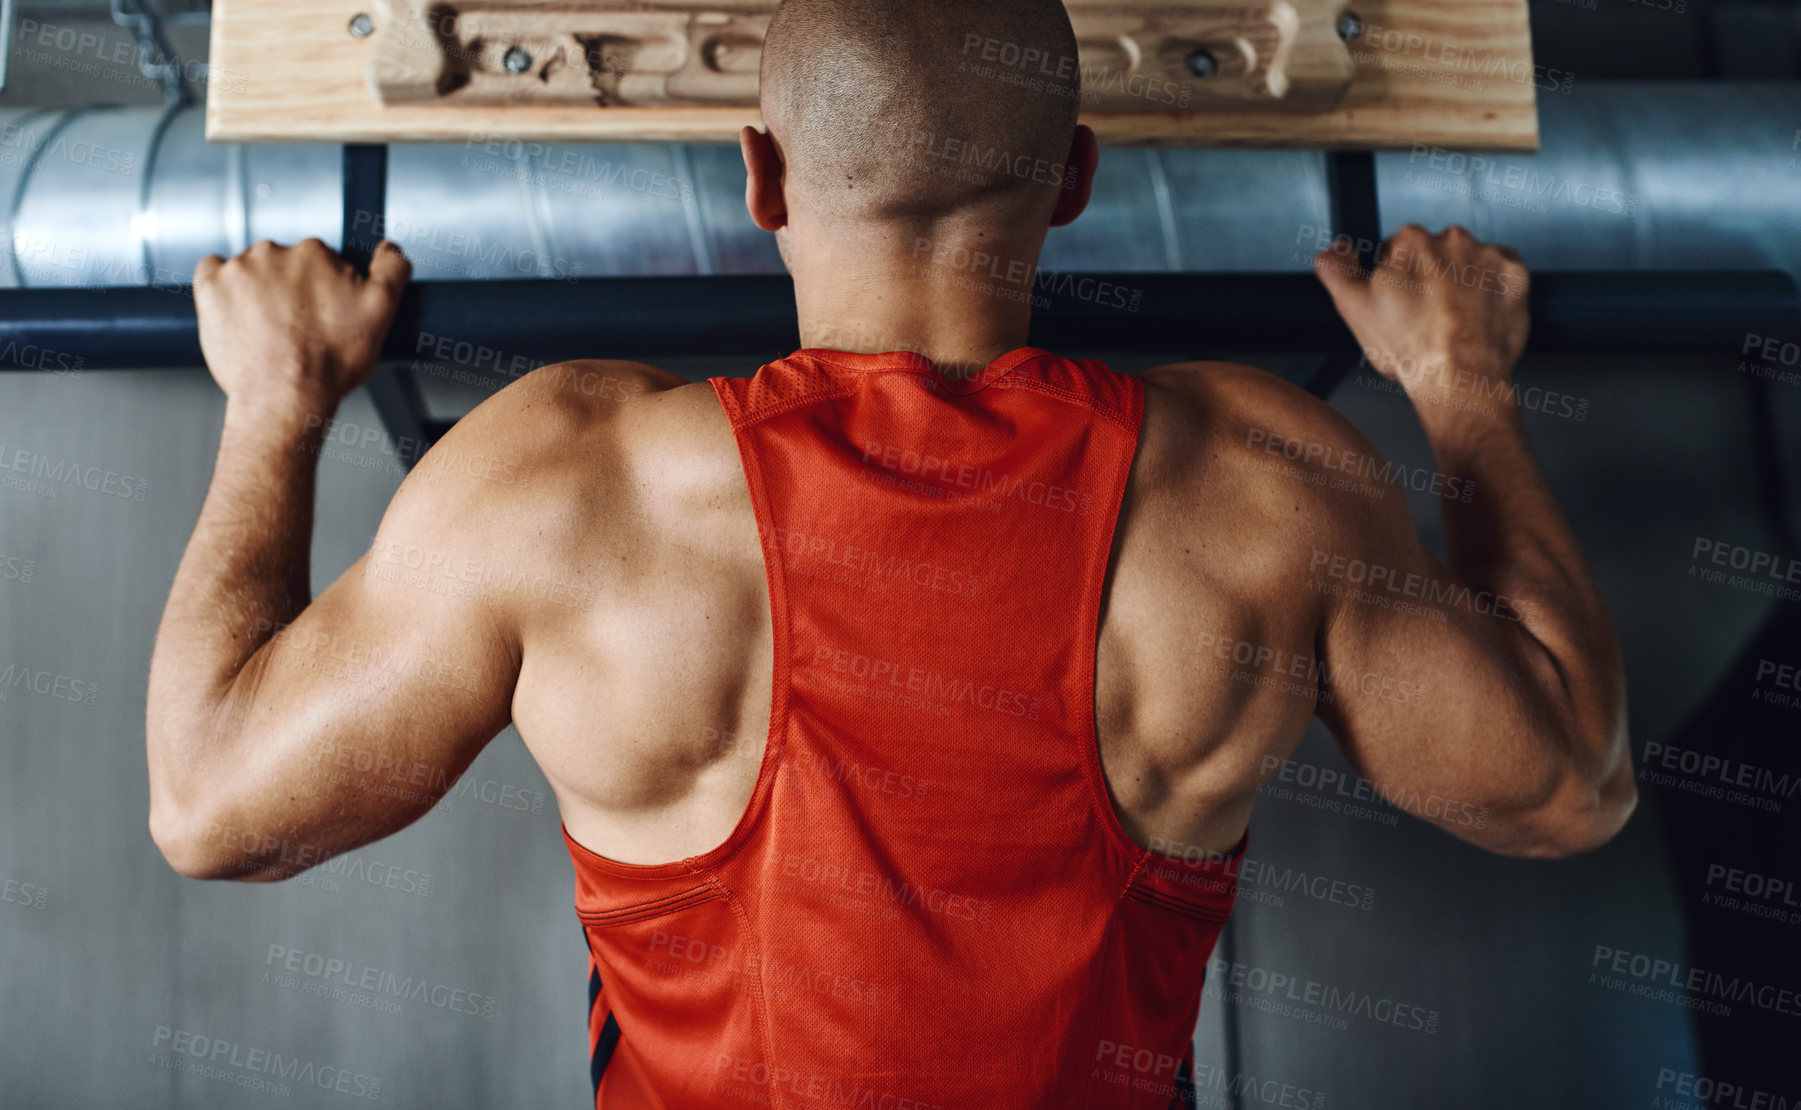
1196,227 -> 1631,858
1302,409 -> 1633,859
146,240 -> 545,880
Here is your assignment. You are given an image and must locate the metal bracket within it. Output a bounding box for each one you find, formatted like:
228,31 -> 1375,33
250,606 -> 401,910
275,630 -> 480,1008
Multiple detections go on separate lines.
343,143 -> 435,468
111,0 -> 190,106
1748,374 -> 1801,557
341,143 -> 389,271
1302,148 -> 1380,399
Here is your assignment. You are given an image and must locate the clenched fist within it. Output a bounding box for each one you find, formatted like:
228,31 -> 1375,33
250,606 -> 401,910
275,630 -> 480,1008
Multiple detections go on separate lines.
194,238 -> 412,422
1314,225 -> 1530,413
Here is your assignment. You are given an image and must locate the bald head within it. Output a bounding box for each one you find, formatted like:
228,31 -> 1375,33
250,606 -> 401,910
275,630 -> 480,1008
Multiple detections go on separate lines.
759,0 -> 1083,224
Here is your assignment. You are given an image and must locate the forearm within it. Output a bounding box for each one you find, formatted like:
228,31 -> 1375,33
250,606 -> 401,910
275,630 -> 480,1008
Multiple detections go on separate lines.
147,393 -> 333,821
1415,393 -> 1628,785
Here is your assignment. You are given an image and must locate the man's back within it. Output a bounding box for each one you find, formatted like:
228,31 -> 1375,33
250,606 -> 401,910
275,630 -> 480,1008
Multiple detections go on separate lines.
487,353 -> 1334,874
516,346 -> 1268,1105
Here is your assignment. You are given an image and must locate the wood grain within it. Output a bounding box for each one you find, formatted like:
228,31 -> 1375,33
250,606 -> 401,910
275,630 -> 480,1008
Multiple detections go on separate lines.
206,0 -> 1538,150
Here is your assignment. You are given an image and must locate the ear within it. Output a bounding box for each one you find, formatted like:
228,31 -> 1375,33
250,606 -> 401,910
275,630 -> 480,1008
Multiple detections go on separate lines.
1049,125 -> 1100,228
741,126 -> 789,233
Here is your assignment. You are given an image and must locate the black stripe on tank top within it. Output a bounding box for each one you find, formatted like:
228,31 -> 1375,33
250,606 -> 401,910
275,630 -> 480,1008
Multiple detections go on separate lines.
586,964 -> 622,1095
590,1013 -> 621,1095
582,923 -> 623,1098
1171,1050 -> 1199,1108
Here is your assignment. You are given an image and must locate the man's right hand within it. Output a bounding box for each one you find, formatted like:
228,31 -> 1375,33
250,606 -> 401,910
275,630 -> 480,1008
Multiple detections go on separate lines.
1313,225 -> 1531,410
194,238 -> 412,425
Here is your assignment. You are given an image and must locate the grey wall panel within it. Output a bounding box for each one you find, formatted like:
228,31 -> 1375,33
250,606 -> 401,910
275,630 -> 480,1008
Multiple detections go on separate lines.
0,369 -> 589,1108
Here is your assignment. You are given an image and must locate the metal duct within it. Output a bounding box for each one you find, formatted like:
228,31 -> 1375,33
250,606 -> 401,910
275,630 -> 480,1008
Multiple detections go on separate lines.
2,83 -> 1798,290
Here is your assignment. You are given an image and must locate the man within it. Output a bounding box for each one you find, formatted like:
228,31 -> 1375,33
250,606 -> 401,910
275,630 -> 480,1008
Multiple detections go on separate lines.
147,0 -> 1634,1105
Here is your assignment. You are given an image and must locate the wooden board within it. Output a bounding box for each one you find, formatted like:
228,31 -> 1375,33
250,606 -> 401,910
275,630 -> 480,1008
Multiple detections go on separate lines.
364,0 -> 1358,114
206,0 -> 1538,150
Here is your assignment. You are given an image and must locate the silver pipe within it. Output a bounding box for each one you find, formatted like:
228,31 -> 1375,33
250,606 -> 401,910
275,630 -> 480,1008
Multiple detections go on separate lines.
0,83 -> 1796,292
1375,81 -> 1801,273
0,0 -> 14,94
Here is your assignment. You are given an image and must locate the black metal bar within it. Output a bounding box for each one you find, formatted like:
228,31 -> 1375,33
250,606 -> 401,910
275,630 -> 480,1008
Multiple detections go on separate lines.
1324,150 -> 1383,275
0,272 -> 1794,372
342,143 -> 430,467
363,367 -> 433,467
1747,375 -> 1800,558
1305,149 -> 1384,398
341,144 -> 389,273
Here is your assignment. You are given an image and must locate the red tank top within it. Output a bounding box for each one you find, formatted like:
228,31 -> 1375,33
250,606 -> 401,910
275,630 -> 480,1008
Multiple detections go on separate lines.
564,347 -> 1245,1109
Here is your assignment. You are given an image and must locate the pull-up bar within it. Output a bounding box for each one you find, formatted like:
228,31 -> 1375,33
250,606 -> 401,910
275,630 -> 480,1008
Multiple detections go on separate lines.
0,270 -> 1792,374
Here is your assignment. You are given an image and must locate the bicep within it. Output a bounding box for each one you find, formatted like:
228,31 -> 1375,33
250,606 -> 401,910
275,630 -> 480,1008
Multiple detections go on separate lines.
203,488 -> 521,878
1305,439 -> 1566,851
1149,359 -> 1573,850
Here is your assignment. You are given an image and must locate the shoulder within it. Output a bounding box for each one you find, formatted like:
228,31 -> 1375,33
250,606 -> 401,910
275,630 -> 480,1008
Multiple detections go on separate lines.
484,359 -> 693,430
430,358 -> 718,472
370,361 -> 724,602
1140,360 -> 1391,483
1134,359 -> 1412,560
1140,360 -> 1353,446
398,360 -> 691,499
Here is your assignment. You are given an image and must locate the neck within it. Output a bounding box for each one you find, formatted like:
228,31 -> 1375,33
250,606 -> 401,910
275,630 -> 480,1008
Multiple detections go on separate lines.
787,218 -> 1049,381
